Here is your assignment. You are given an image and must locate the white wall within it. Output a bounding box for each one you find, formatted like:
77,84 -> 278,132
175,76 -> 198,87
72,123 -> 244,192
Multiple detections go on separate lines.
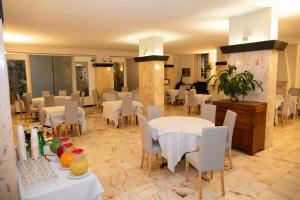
229,8 -> 278,45
6,44 -> 137,105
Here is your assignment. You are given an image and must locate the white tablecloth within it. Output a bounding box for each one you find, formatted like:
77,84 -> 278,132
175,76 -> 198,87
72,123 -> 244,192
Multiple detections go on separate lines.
149,116 -> 214,172
166,90 -> 179,104
43,106 -> 87,132
33,96 -> 71,106
102,100 -> 143,126
184,94 -> 212,111
117,92 -> 133,99
18,162 -> 103,200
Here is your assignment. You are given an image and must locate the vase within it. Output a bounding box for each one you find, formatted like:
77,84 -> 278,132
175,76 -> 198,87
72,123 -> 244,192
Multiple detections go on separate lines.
230,95 -> 239,102
60,143 -> 74,168
50,133 -> 61,153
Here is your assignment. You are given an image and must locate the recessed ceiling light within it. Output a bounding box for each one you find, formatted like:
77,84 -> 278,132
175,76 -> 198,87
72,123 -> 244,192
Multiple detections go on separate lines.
118,31 -> 185,44
3,32 -> 45,44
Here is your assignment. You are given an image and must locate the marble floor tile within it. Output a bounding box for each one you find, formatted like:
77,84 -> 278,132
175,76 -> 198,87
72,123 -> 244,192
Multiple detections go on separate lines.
11,104 -> 300,200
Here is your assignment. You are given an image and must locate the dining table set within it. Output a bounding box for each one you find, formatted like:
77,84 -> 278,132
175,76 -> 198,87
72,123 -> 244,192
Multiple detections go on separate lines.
274,95 -> 299,125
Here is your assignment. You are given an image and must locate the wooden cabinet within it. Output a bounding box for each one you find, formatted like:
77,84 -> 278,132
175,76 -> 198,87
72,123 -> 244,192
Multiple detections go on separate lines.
213,99 -> 267,155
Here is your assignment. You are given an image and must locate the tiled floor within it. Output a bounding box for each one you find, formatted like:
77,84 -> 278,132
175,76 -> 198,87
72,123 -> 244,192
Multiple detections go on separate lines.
13,105 -> 300,200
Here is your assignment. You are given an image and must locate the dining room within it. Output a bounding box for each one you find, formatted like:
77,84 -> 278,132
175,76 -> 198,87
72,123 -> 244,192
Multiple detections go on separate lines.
1,1 -> 300,200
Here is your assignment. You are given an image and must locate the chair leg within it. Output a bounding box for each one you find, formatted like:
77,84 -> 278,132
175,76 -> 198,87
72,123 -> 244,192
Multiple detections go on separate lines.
186,159 -> 190,181
140,150 -> 145,169
148,154 -> 152,176
210,171 -> 213,180
228,148 -> 233,169
131,115 -> 134,127
198,172 -> 202,199
221,170 -> 225,196
121,117 -> 125,128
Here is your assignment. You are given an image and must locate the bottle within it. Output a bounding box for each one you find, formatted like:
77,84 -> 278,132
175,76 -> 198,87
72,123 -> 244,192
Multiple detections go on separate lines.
31,128 -> 40,159
17,126 -> 27,161
50,133 -> 61,153
37,130 -> 46,156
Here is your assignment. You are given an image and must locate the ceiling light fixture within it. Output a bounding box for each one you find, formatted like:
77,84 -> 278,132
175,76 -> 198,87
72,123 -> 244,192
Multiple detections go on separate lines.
3,32 -> 45,44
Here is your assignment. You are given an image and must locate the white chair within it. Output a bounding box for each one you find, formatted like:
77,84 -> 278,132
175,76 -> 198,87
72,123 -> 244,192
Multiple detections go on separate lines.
120,95 -> 135,127
80,91 -> 85,108
133,92 -> 140,101
121,87 -> 128,92
16,93 -> 25,120
103,93 -> 117,101
297,95 -> 300,117
42,90 -> 50,97
223,110 -> 237,169
22,94 -> 37,121
137,114 -> 162,176
278,95 -> 291,124
55,97 -> 66,106
92,89 -> 101,109
177,86 -> 186,104
147,105 -> 162,120
200,104 -> 216,123
187,90 -> 197,114
186,126 -> 228,199
44,95 -> 55,107
71,93 -> 80,104
59,90 -> 67,96
64,101 -> 80,136
37,101 -> 46,124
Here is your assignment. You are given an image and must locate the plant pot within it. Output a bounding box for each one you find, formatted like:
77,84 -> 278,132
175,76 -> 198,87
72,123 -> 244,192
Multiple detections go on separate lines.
230,95 -> 239,102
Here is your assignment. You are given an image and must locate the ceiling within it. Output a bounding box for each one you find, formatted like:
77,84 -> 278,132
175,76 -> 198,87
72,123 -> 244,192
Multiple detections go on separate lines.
3,0 -> 300,54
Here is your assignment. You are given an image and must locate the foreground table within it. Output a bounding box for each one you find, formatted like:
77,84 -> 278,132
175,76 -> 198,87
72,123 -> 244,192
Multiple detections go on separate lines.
18,162 -> 104,200
149,116 -> 214,172
43,106 -> 87,132
102,100 -> 143,127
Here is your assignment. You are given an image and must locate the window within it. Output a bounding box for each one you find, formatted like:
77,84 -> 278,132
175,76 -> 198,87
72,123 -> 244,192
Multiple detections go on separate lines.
113,62 -> 125,91
7,60 -> 27,103
200,53 -> 209,79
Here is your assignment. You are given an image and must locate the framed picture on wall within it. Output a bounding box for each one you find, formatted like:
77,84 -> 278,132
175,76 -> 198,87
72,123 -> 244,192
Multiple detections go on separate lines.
182,68 -> 191,77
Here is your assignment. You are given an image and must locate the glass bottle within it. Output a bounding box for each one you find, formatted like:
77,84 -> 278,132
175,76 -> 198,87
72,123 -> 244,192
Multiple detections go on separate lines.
50,133 -> 61,153
70,148 -> 89,176
37,130 -> 46,156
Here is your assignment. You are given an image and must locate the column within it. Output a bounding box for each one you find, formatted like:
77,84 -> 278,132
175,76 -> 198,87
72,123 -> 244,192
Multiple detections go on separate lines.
0,21 -> 19,199
134,36 -> 168,115
227,8 -> 280,148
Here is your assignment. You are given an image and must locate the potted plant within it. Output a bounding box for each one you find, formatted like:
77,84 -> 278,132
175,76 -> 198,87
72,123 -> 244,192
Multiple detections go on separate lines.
208,65 -> 263,102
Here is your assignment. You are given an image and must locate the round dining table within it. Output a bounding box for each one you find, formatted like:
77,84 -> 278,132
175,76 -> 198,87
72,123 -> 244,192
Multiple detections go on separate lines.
149,116 -> 214,172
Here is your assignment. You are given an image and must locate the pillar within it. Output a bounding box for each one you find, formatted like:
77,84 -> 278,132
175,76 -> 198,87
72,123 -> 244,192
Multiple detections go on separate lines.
227,8 -> 280,148
0,21 -> 19,199
135,36 -> 167,115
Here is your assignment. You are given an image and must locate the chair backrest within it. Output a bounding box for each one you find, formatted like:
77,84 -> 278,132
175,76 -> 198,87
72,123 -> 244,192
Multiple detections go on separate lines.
297,95 -> 300,110
92,89 -> 99,104
58,90 -> 67,96
147,105 -> 162,120
80,91 -> 85,107
200,104 -> 216,123
103,93 -> 116,101
282,95 -> 291,115
199,126 -> 228,171
22,95 -> 32,114
178,86 -> 186,100
121,95 -> 134,116
73,90 -> 80,96
16,93 -> 24,110
223,110 -> 237,148
288,88 -> 300,96
187,90 -> 196,106
37,101 -> 45,123
122,87 -> 128,92
42,90 -> 50,97
133,92 -> 140,101
65,101 -> 79,124
190,89 -> 196,94
71,93 -> 80,104
137,115 -> 154,153
55,97 -> 66,106
44,95 -> 55,107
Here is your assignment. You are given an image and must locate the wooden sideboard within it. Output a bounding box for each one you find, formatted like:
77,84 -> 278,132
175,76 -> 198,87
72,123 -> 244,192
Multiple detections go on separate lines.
213,99 -> 267,155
